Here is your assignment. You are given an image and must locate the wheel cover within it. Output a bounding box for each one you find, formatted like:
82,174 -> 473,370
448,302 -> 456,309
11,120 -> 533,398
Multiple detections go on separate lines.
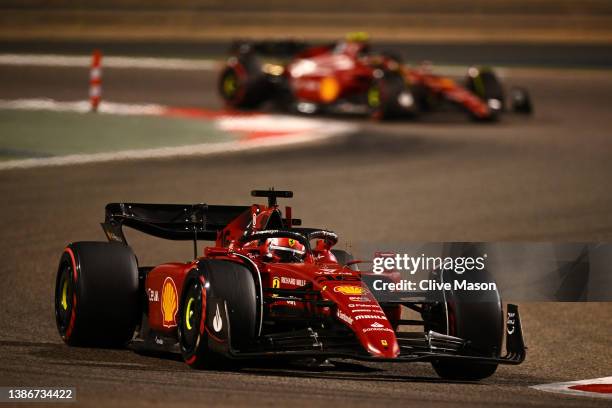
368,86 -> 381,108
61,279 -> 69,310
185,297 -> 195,331
223,72 -> 238,97
180,281 -> 203,352
473,75 -> 486,98
55,265 -> 73,332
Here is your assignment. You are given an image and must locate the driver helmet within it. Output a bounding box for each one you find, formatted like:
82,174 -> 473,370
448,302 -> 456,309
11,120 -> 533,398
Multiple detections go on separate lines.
341,31 -> 371,55
345,31 -> 370,43
266,237 -> 306,263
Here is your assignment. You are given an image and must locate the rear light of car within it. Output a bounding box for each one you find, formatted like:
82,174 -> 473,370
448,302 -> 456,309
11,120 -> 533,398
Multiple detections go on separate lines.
320,76 -> 340,103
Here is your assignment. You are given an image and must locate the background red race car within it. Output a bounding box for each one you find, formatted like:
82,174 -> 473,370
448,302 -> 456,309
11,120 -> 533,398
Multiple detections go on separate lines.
55,189 -> 525,380
218,33 -> 533,121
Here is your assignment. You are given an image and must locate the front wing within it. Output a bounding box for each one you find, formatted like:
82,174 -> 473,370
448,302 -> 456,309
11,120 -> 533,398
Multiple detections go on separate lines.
209,301 -> 526,366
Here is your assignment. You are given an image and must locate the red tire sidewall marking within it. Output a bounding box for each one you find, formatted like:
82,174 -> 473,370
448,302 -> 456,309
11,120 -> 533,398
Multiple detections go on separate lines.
63,247 -> 78,340
199,275 -> 207,336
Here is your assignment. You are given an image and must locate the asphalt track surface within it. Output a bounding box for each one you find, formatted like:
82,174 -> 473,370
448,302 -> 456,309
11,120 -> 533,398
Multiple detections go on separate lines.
1,58 -> 612,407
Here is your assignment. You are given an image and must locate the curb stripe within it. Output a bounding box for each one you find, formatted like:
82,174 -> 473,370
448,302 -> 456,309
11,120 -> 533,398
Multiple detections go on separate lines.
531,376 -> 612,399
0,98 -> 355,170
0,132 -> 335,170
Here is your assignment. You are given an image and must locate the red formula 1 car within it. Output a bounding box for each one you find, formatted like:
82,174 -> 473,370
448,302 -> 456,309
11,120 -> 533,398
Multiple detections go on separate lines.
55,189 -> 525,380
219,35 -> 533,121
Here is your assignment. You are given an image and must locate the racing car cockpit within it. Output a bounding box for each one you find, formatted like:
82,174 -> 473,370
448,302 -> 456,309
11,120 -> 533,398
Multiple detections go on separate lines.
241,228 -> 339,264
264,237 -> 306,263
333,31 -> 371,57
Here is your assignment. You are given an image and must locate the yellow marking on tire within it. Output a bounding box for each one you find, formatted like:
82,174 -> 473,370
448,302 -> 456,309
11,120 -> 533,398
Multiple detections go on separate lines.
61,279 -> 68,310
185,297 -> 195,330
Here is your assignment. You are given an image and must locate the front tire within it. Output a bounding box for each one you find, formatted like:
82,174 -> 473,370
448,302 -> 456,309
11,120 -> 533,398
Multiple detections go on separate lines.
54,242 -> 140,347
368,70 -> 418,120
178,259 -> 257,369
465,67 -> 505,121
219,53 -> 270,109
426,268 -> 503,380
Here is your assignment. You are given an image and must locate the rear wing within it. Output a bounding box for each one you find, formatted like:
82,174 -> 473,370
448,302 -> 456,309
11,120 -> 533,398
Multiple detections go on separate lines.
101,203 -> 249,244
229,39 -> 310,57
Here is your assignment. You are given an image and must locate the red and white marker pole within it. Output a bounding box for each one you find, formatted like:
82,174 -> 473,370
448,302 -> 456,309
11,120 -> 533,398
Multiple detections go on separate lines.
89,50 -> 102,112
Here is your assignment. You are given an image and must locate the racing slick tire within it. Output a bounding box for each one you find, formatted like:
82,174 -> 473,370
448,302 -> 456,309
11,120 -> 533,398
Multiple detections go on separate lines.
510,87 -> 533,114
465,67 -> 505,121
368,70 -> 418,120
426,268 -> 503,380
219,52 -> 270,109
54,242 -> 140,347
178,259 -> 257,369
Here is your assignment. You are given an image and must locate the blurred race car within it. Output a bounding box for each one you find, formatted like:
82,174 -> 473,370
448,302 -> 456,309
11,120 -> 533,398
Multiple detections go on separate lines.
55,189 -> 525,380
218,33 -> 533,121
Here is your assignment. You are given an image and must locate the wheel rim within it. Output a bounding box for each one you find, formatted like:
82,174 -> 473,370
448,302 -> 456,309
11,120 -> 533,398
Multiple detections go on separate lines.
222,72 -> 238,98
185,298 -> 195,331
472,74 -> 486,98
367,86 -> 381,108
55,264 -> 73,333
61,279 -> 69,310
180,281 -> 203,353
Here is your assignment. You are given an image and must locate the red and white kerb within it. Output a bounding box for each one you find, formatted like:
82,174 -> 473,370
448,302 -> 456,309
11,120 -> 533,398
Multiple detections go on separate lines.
532,376 -> 612,399
89,50 -> 102,112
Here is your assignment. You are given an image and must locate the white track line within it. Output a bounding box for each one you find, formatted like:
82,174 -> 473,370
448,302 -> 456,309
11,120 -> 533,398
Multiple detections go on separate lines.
0,98 -> 166,115
0,132 -> 335,171
531,376 -> 612,399
0,98 -> 356,170
0,54 -> 218,70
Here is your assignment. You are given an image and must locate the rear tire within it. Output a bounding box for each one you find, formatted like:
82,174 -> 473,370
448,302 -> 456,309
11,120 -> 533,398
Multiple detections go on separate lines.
465,67 -> 505,121
219,53 -> 270,109
426,268 -> 503,380
54,242 -> 140,347
178,259 -> 257,369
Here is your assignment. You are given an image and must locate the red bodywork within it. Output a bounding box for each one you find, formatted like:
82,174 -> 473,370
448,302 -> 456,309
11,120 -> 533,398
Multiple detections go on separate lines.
145,202 -> 401,359
228,40 -> 493,119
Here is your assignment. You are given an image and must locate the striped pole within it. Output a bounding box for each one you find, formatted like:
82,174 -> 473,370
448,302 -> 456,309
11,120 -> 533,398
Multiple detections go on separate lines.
89,50 -> 102,112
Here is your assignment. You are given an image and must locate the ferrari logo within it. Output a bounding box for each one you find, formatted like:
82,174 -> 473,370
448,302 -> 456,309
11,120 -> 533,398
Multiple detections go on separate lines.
381,339 -> 388,347
272,277 -> 280,298
288,239 -> 296,247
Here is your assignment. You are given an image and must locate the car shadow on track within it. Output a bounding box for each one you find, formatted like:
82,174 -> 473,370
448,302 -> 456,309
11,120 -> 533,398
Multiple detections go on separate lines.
233,359 -> 477,385
1,340 -> 547,387
0,339 -> 184,372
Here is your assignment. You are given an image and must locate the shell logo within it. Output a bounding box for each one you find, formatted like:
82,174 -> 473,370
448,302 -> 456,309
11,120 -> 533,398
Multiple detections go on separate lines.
161,277 -> 178,328
333,285 -> 364,295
